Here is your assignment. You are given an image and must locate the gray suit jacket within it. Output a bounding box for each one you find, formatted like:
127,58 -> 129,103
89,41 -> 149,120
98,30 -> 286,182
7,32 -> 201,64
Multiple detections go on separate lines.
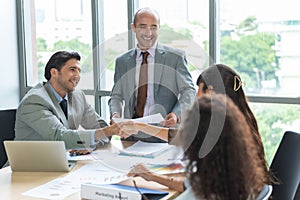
14,83 -> 108,150
109,44 -> 196,119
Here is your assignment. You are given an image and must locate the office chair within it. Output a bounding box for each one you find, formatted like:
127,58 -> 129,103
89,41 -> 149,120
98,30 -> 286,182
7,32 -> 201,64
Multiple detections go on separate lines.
294,183 -> 300,200
270,131 -> 300,200
0,109 -> 16,168
256,185 -> 273,200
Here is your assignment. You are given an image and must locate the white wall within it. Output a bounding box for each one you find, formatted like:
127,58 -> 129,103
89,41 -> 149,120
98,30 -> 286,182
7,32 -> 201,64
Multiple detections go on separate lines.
0,1 -> 20,109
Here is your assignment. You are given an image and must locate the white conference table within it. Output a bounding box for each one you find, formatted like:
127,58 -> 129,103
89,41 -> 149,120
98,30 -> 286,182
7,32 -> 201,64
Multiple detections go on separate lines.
0,140 -> 181,200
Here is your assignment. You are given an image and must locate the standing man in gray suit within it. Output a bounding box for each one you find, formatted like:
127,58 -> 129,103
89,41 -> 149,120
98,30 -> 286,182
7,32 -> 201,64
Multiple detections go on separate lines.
15,51 -> 135,153
109,7 -> 195,141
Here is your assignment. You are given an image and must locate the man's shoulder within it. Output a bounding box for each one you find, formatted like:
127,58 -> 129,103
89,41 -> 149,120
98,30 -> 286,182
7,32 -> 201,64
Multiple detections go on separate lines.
116,49 -> 135,60
69,89 -> 86,100
25,83 -> 47,98
19,83 -> 50,106
157,44 -> 185,56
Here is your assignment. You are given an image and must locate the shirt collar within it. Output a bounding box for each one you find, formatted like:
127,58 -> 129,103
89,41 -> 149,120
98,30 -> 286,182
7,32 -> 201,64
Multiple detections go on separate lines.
47,82 -> 68,103
136,42 -> 157,58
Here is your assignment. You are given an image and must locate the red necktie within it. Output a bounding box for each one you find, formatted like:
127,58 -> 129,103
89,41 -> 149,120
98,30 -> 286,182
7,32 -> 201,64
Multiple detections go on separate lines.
134,51 -> 149,118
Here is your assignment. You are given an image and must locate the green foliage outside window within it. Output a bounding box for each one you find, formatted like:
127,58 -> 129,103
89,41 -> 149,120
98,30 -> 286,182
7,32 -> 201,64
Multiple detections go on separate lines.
220,17 -> 277,92
52,38 -> 92,73
220,16 -> 300,163
159,24 -> 193,43
36,38 -> 92,82
251,104 -> 300,164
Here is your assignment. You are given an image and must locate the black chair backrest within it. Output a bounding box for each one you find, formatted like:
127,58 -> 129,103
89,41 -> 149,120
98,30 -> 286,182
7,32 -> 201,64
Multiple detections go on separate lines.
0,109 -> 16,168
270,131 -> 300,200
294,183 -> 300,200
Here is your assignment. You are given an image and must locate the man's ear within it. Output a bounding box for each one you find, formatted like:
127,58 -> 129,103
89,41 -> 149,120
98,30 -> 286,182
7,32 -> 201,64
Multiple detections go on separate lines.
130,23 -> 136,32
50,68 -> 58,78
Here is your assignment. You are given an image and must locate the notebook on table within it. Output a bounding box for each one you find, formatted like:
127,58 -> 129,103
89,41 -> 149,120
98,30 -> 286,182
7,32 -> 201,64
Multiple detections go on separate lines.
4,141 -> 76,172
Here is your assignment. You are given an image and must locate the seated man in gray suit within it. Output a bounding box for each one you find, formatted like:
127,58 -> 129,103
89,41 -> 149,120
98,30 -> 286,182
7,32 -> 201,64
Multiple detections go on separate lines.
15,51 -> 135,153
109,7 -> 196,142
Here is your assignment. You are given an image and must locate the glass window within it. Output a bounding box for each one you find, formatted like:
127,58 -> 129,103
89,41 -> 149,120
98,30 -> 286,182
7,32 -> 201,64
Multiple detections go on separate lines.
23,0 -> 93,90
97,0 -> 128,92
250,102 -> 300,164
220,0 -> 300,97
220,0 -> 300,162
94,0 -> 128,119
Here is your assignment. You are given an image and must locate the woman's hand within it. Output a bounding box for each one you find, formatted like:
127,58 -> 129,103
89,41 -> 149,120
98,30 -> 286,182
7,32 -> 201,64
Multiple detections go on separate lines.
113,121 -> 138,139
127,163 -> 154,181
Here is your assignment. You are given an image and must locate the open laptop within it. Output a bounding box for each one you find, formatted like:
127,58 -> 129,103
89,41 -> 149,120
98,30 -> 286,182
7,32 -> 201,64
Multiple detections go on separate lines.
4,141 -> 76,172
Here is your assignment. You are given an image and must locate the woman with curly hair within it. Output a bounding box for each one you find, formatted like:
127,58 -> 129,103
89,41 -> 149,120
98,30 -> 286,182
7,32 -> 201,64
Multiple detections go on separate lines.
129,94 -> 269,199
179,93 -> 267,199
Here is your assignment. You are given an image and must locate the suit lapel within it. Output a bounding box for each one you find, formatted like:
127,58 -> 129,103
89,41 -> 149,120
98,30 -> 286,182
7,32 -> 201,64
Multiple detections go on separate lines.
154,44 -> 165,95
127,50 -> 136,94
44,83 -> 69,128
126,50 -> 137,117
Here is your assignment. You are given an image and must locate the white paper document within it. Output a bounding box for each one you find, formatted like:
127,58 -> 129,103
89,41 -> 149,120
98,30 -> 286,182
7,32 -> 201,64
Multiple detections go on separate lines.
92,144 -> 184,173
119,140 -> 172,158
22,177 -> 80,200
22,161 -> 128,200
112,113 -> 164,124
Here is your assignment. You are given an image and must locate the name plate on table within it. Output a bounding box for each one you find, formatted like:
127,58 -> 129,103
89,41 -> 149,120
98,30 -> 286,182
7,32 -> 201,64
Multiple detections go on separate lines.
81,183 -> 168,200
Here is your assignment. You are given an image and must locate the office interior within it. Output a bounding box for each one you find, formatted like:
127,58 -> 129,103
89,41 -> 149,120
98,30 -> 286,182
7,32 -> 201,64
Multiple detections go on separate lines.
1,0 -> 300,172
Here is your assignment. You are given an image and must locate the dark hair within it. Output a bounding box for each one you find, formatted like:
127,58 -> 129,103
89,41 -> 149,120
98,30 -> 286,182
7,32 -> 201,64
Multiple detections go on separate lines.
44,51 -> 81,80
196,64 -> 273,184
133,7 -> 160,27
180,94 -> 266,199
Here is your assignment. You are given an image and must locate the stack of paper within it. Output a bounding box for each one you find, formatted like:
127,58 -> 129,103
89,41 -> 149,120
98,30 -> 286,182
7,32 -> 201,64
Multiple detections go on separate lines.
119,141 -> 172,158
112,113 -> 164,124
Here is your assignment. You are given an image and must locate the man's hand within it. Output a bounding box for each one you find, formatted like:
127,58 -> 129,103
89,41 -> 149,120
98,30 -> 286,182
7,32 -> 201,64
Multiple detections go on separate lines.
110,112 -> 121,125
68,149 -> 93,156
111,121 -> 138,139
161,112 -> 178,127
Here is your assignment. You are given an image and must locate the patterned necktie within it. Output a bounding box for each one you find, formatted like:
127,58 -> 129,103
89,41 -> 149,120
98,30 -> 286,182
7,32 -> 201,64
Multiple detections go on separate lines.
134,51 -> 149,118
60,99 -> 68,119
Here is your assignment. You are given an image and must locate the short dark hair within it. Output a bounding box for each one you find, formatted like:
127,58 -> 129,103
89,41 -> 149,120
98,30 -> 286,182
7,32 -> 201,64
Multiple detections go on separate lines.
44,51 -> 81,80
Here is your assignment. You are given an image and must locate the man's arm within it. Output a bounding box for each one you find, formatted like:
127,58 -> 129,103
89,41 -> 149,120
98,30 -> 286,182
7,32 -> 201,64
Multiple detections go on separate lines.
174,53 -> 196,113
108,58 -> 124,118
18,95 -> 93,150
166,51 -> 196,126
75,90 -> 108,129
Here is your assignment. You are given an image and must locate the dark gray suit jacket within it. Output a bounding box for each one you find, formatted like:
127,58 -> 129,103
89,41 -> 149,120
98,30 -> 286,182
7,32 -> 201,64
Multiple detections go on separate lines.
15,83 -> 108,150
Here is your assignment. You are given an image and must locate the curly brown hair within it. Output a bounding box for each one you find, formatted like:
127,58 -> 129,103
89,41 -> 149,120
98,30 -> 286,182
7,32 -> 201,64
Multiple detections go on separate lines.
179,94 -> 266,199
